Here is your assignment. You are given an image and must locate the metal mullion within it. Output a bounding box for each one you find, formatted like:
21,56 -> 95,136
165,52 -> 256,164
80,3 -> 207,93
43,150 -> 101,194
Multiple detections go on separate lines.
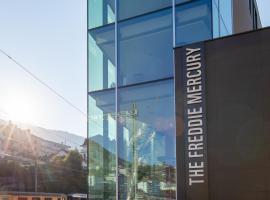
86,0 -> 89,199
210,0 -> 214,39
218,0 -> 221,36
173,0 -> 176,47
115,0 -> 119,199
172,0 -> 178,199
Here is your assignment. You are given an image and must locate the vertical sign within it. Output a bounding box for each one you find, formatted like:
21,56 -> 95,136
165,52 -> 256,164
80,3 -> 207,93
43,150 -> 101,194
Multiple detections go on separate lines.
182,42 -> 208,200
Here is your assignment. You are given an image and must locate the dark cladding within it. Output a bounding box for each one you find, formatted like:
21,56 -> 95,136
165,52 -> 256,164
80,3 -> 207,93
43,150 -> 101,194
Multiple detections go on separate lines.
176,43 -> 208,200
185,47 -> 206,186
175,27 -> 270,200
88,0 -> 261,199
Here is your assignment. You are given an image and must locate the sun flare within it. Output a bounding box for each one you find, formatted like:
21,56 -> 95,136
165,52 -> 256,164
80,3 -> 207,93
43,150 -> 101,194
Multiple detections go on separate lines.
2,91 -> 37,124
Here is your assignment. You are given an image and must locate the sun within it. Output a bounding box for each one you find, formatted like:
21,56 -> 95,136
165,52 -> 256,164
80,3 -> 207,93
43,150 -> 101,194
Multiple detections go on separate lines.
2,90 -> 37,124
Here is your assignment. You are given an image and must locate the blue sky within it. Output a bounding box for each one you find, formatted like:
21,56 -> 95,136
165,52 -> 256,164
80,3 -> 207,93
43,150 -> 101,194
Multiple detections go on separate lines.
0,0 -> 269,137
257,0 -> 270,27
0,0 -> 87,136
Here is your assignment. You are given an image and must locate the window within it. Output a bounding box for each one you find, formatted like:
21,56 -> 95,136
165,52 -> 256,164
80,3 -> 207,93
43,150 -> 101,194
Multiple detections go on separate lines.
45,198 -> 52,200
212,0 -> 220,38
88,24 -> 115,92
117,79 -> 176,199
118,0 -> 171,21
176,0 -> 194,4
219,0 -> 232,35
118,8 -> 173,86
88,0 -> 115,29
211,0 -> 233,38
88,89 -> 116,199
175,0 -> 212,46
32,197 -> 40,200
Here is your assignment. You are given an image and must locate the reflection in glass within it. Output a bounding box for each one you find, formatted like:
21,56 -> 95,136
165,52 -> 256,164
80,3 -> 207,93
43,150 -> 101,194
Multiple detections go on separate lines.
88,24 -> 115,92
117,79 -> 176,199
175,0 -> 212,46
118,9 -> 173,86
88,0 -> 115,29
219,0 -> 232,36
88,89 -> 116,199
176,0 -> 193,5
212,0 -> 220,38
118,0 -> 171,21
211,0 -> 233,38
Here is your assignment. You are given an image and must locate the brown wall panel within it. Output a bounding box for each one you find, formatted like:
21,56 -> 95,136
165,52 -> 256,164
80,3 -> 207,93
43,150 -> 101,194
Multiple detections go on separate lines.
175,27 -> 270,200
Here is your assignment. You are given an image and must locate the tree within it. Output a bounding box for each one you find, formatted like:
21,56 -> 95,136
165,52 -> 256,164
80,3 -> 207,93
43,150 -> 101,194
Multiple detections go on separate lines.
42,149 -> 87,194
0,150 -> 88,194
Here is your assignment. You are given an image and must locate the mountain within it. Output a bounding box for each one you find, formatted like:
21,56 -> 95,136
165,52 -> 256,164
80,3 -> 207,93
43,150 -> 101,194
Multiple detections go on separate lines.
0,119 -> 85,149
90,134 -> 116,153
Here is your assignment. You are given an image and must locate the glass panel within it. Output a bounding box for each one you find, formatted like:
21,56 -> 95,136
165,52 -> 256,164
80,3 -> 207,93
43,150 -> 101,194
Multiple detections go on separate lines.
88,89 -> 116,199
88,24 -> 115,92
118,0 -> 171,21
88,0 -> 115,29
212,0 -> 220,38
219,0 -> 232,35
175,0 -> 212,46
176,0 -> 194,5
117,79 -> 176,199
220,20 -> 229,37
118,9 -> 173,86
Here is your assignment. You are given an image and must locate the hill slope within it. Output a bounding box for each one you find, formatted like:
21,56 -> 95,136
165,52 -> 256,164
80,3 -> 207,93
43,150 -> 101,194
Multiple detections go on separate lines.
0,119 -> 85,149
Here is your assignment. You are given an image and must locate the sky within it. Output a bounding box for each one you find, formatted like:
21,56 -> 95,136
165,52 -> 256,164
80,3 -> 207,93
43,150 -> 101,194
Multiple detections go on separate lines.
257,0 -> 270,27
0,0 -> 269,137
0,0 -> 87,137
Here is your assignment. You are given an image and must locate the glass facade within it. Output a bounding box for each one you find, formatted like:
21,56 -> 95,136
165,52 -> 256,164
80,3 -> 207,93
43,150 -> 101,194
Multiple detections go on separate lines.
212,0 -> 233,38
88,89 -> 116,199
175,0 -> 213,46
117,80 -> 176,199
88,24 -> 115,91
118,8 -> 173,86
88,0 -> 236,199
88,0 -> 115,29
118,0 -> 171,21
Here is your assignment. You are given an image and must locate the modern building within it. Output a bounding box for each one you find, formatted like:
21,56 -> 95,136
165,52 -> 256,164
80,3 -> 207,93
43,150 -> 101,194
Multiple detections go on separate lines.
87,0 -> 261,199
175,26 -> 270,200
